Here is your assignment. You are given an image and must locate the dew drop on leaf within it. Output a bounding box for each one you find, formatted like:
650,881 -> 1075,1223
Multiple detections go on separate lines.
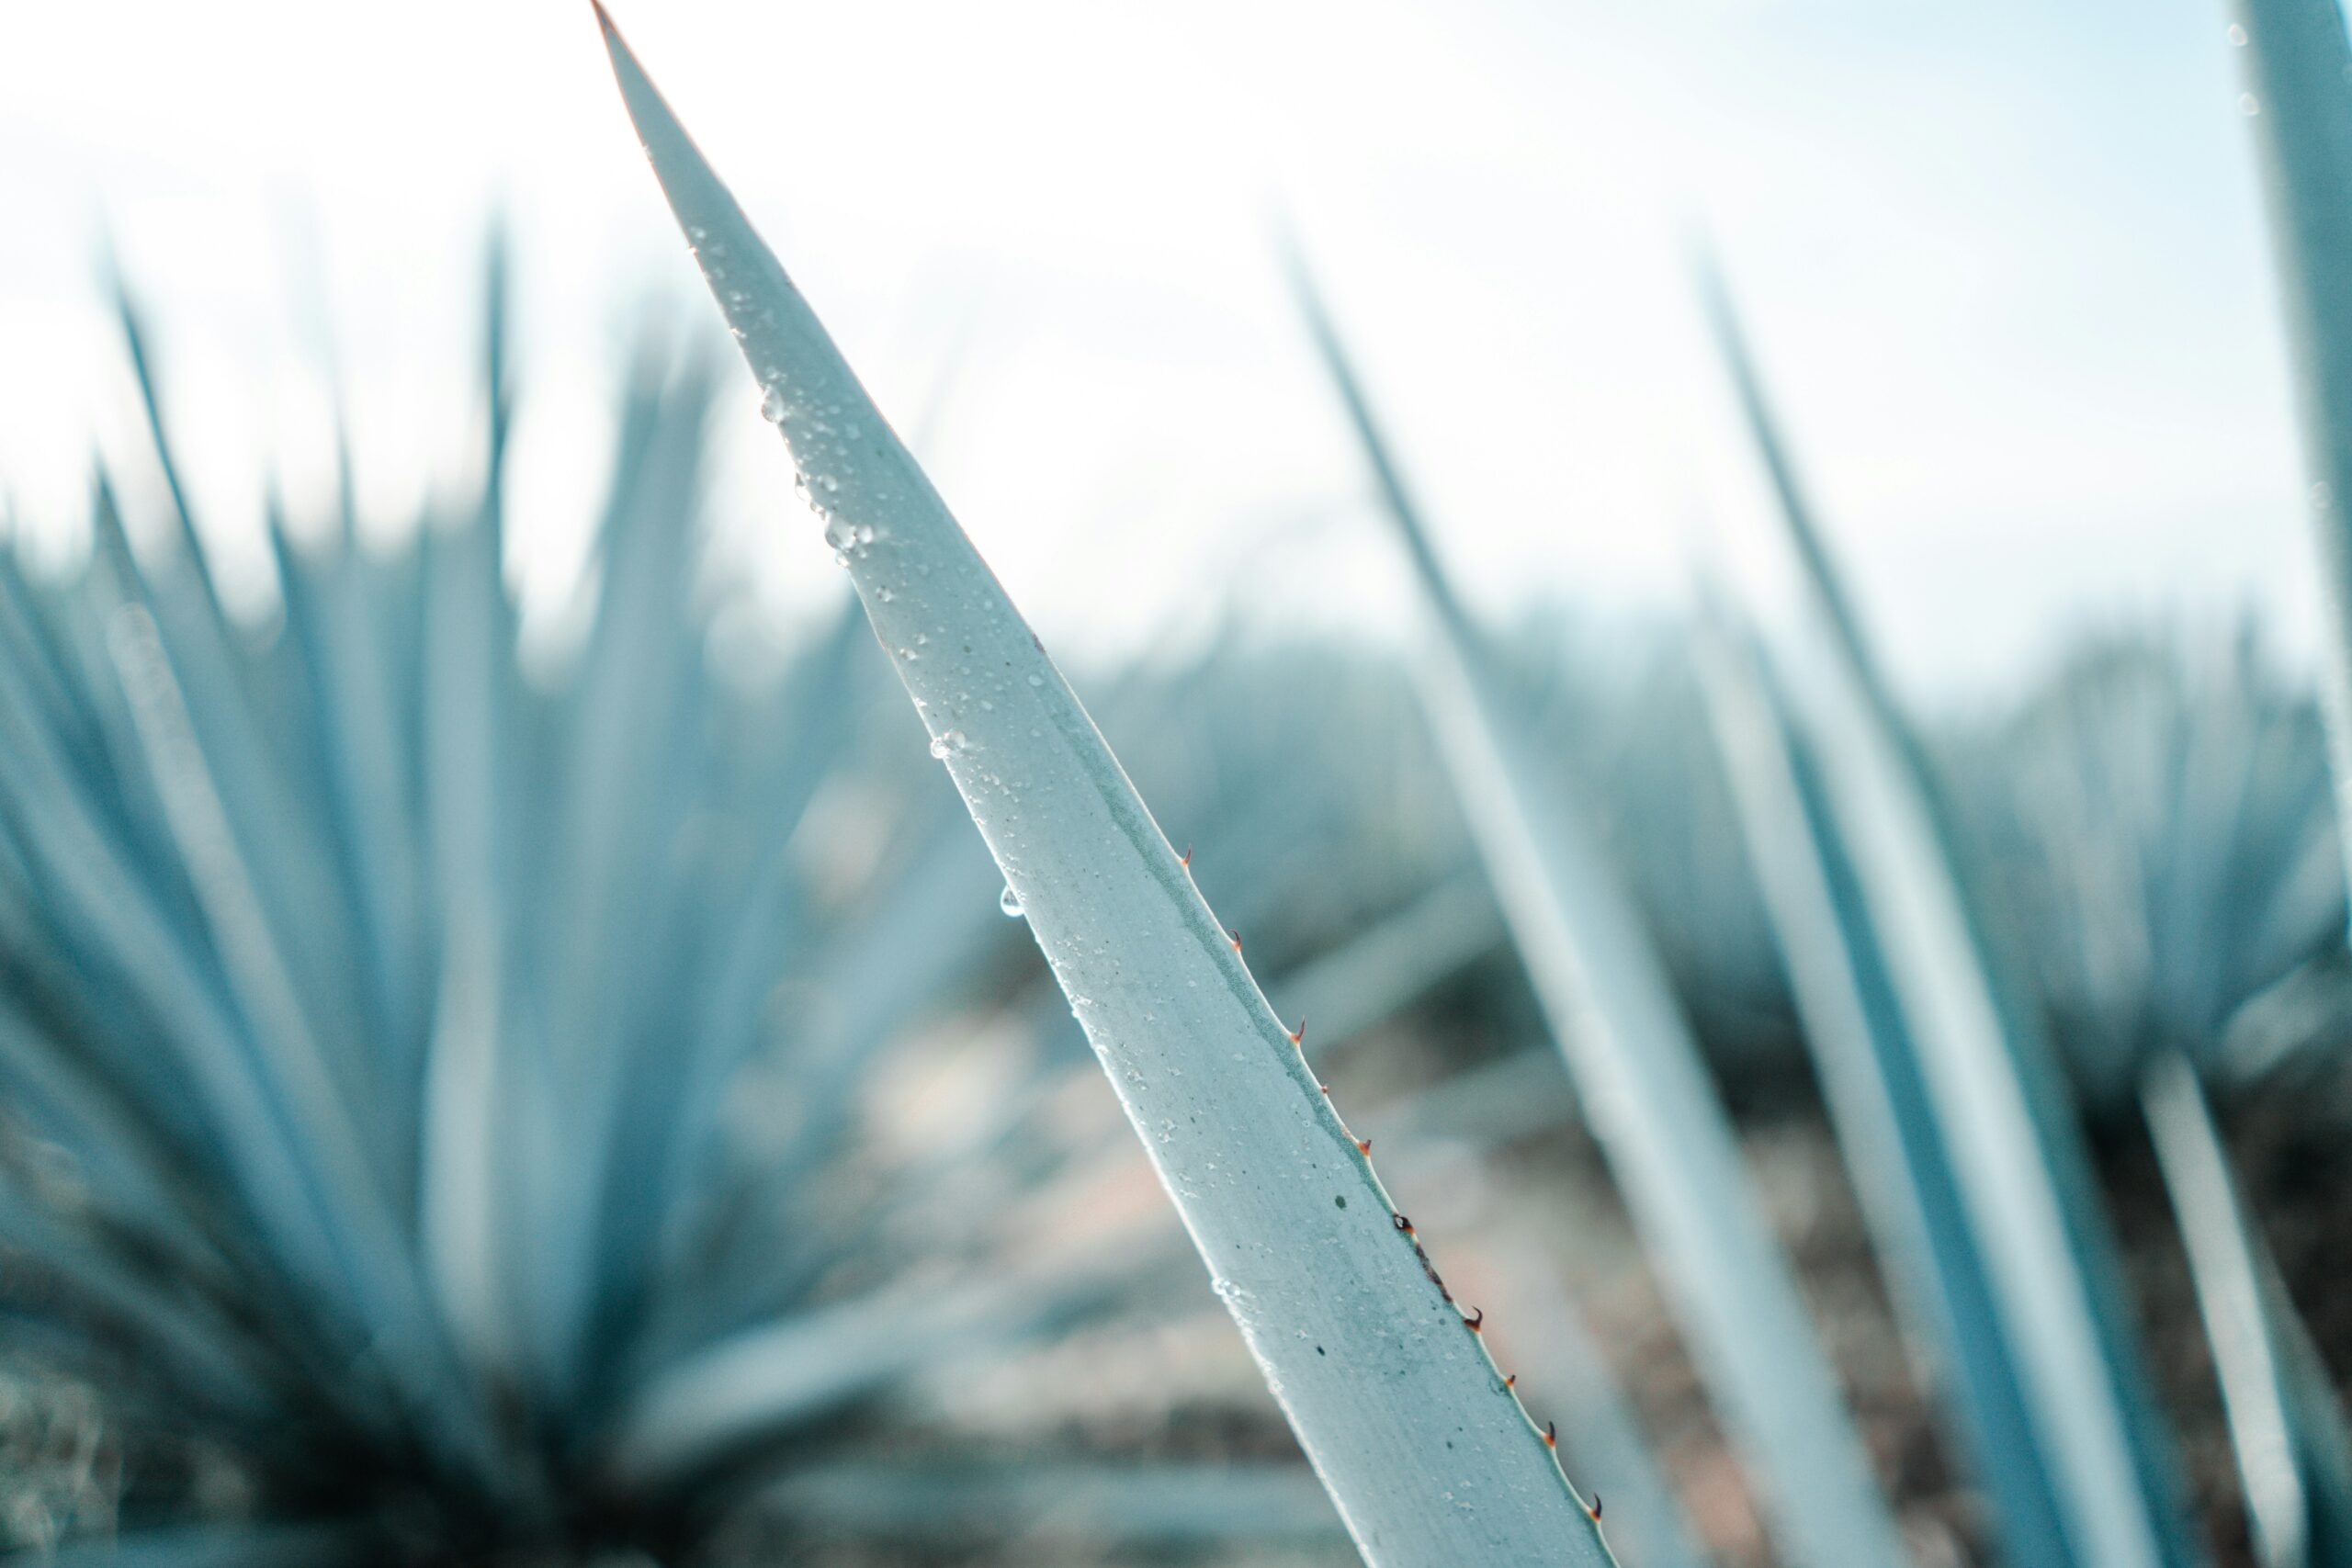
999,885 -> 1025,918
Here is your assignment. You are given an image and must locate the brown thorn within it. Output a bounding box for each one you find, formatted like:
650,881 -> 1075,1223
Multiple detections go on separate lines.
1543,1421 -> 1558,1450
1588,1494 -> 1603,1523
1464,1305 -> 1485,1332
1504,1372 -> 1517,1389
1392,1213 -> 1413,1234
1355,1136 -> 1372,1156
1288,1017 -> 1306,1047
1181,844 -> 1193,868
1319,1081 -> 1331,1095
1227,927 -> 1242,952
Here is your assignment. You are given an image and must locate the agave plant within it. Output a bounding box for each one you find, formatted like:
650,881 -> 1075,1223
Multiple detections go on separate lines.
0,246 -> 1448,1562
1939,629 -> 2345,1109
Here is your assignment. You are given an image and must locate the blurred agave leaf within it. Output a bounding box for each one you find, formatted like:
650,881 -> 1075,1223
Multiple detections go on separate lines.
594,11 -> 1609,1564
1691,600 -> 2076,1566
1510,625 -> 1791,1064
1482,1246 -> 1714,1568
2143,1048 -> 2352,1568
2229,0 -> 2352,923
2214,17 -> 2352,1553
1288,251 -> 1903,1568
1699,263 -> 2204,1568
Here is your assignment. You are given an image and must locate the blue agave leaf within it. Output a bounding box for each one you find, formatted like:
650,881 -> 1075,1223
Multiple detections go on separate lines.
1691,599 -> 2075,1566
1698,260 -> 2204,1568
2230,0 -> 2352,931
262,514 -> 424,1180
594,13 -> 1612,1559
2143,1048 -> 2352,1568
101,265 -> 223,621
0,549 -> 79,743
1498,1255 -> 1712,1568
1289,249 -> 1904,1568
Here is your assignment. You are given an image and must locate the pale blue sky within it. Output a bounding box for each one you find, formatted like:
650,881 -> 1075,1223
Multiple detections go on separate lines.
0,0 -> 2315,701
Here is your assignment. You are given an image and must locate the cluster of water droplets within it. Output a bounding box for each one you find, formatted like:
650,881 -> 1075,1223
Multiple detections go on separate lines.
822,515 -> 877,566
752,372 -> 887,565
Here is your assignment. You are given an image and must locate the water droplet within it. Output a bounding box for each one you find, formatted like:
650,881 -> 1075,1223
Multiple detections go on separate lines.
878,586 -> 895,603
2228,21 -> 2246,43
824,515 -> 858,555
930,728 -> 967,760
1026,673 -> 1045,688
2241,92 -> 2262,115
818,474 -> 840,492
1000,885 -> 1025,917
760,384 -> 787,423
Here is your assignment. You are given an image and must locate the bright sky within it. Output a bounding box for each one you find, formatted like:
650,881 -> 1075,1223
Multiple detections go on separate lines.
0,0 -> 2317,702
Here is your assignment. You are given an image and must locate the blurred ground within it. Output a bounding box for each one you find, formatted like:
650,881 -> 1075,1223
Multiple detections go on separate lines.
6,1012 -> 2347,1568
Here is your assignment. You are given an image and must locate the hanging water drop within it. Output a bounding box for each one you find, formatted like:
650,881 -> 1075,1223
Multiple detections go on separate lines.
999,885 -> 1025,918
759,384 -> 787,423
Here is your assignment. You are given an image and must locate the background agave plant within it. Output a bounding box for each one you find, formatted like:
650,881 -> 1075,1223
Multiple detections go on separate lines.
0,257 -> 1442,1564
1939,628 -> 2346,1109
